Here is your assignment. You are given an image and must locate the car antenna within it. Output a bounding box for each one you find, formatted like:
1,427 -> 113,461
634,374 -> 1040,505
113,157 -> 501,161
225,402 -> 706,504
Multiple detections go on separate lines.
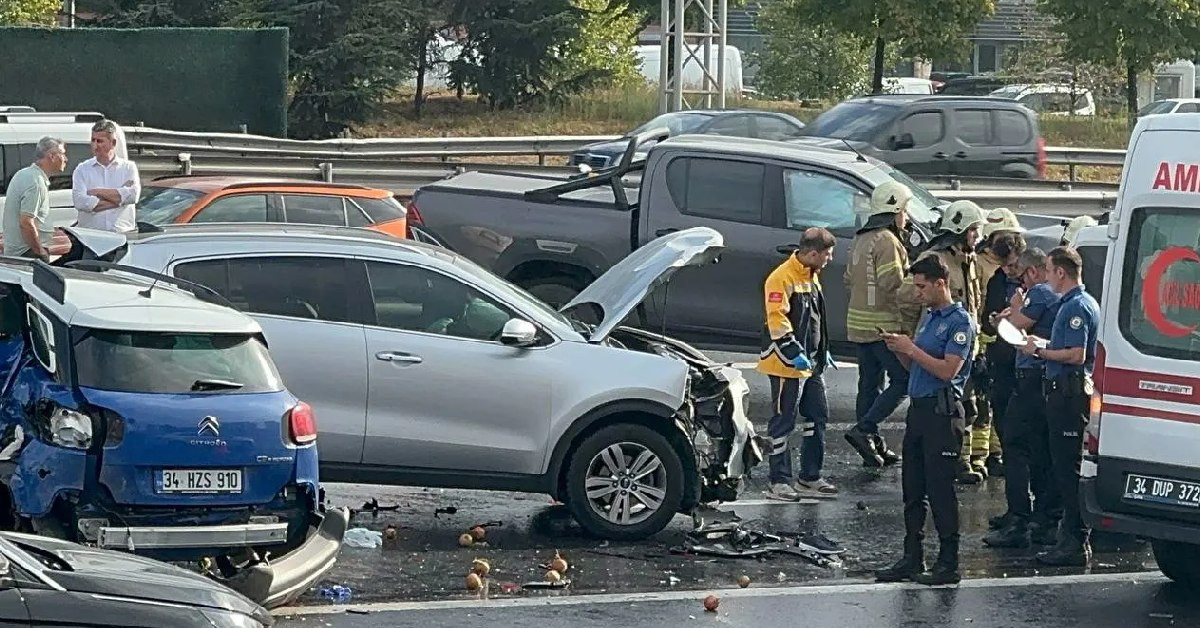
138,255 -> 175,298
842,139 -> 869,162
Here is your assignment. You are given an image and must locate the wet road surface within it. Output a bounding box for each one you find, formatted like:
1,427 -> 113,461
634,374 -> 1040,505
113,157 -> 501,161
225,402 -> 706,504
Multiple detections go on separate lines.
276,573 -> 1194,627
283,351 -> 1159,612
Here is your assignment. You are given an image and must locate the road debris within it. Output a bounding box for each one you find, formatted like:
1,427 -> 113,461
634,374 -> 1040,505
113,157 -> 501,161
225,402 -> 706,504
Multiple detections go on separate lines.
458,533 -> 475,547
703,595 -> 720,612
670,520 -> 845,569
738,575 -> 750,588
317,585 -> 353,603
550,551 -> 569,573
434,506 -> 459,518
465,573 -> 483,591
382,525 -> 400,550
344,528 -> 383,549
471,558 -> 491,576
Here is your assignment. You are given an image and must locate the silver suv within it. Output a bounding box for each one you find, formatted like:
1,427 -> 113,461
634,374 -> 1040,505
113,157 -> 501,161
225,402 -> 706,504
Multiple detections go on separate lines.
60,224 -> 762,540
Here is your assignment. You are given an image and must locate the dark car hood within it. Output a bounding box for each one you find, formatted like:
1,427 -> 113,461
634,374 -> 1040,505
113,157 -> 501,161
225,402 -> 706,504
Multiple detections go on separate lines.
3,532 -> 268,619
576,139 -> 632,156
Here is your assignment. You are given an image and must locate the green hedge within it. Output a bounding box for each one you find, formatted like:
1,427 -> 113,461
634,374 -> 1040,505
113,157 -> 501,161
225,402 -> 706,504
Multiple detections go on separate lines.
0,27 -> 288,136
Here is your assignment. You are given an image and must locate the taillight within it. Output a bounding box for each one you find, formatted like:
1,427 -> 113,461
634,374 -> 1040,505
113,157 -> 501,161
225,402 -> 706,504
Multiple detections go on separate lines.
1036,136 -> 1047,179
287,402 -> 317,445
1085,341 -> 1105,456
404,200 -> 423,239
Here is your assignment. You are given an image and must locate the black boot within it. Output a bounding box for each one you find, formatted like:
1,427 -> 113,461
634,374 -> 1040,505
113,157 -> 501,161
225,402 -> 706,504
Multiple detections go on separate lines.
1029,519 -> 1060,546
988,511 -> 1013,530
983,519 -> 1030,548
876,538 -> 925,582
956,460 -> 983,484
1036,533 -> 1091,567
871,433 -> 901,466
915,538 -> 961,585
986,454 -> 1005,477
845,427 -> 885,467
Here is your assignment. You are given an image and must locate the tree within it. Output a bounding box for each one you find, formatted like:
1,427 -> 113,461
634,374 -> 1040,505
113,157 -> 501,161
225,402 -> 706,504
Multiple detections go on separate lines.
561,0 -> 643,89
236,0 -> 412,138
458,0 -> 592,110
793,0 -> 995,95
753,0 -> 878,101
1039,0 -> 1200,123
0,0 -> 59,24
82,0 -> 235,26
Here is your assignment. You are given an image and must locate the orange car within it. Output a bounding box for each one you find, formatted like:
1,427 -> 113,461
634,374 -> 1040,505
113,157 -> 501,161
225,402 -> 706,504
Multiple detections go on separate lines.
137,176 -> 409,238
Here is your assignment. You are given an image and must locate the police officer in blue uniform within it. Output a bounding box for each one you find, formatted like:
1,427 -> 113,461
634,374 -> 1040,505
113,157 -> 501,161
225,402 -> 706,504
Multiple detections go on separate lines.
876,255 -> 976,586
1020,246 -> 1100,566
985,247 -> 1063,548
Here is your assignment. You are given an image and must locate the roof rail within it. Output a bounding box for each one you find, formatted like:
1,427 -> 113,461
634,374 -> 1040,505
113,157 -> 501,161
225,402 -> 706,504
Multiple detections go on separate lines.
31,260 -> 65,304
63,260 -> 236,310
221,180 -> 372,192
0,106 -> 35,113
0,112 -> 105,124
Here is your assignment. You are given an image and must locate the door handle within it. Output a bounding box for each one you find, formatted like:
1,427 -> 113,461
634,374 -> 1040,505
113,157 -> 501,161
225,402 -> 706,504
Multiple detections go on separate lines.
655,227 -> 680,237
933,152 -> 949,159
375,351 -> 423,364
953,151 -> 968,158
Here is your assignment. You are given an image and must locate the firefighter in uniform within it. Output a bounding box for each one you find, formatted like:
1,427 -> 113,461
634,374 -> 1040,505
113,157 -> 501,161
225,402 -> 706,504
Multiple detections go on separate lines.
758,228 -> 839,501
1020,246 -> 1100,566
985,247 -> 1062,548
876,254 -> 976,586
977,208 -> 1026,477
909,200 -> 988,484
843,180 -> 920,468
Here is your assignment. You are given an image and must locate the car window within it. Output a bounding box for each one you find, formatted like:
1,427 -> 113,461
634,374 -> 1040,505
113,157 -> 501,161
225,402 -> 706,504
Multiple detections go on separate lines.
783,170 -> 866,231
74,331 -> 282,394
1017,93 -> 1044,111
192,194 -> 269,223
1178,103 -> 1200,114
345,199 -> 372,227
1118,207 -> 1200,361
365,261 -> 515,342
175,256 -> 355,323
137,186 -> 207,225
25,304 -> 56,374
993,110 -> 1032,146
956,109 -> 992,145
667,157 -> 765,224
282,195 -> 347,226
755,116 -> 803,141
804,101 -> 901,141
898,111 -> 944,148
705,115 -> 753,137
350,197 -> 406,223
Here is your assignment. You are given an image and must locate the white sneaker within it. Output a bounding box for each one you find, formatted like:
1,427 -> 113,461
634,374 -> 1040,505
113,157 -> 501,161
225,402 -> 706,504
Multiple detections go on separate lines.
767,483 -> 801,501
794,478 -> 838,499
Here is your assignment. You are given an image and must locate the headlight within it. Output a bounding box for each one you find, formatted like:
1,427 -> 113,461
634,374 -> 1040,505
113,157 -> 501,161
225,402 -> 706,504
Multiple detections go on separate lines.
48,407 -> 92,449
199,608 -> 270,628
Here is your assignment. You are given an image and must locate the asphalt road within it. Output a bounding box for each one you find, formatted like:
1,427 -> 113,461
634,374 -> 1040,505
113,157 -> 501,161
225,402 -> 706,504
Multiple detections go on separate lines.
276,573 -> 1194,627
274,348 -> 1159,616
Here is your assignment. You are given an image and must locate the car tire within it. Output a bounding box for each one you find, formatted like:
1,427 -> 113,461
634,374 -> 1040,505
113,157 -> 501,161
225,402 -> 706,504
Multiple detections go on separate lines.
564,423 -> 684,541
521,279 -> 582,309
1152,539 -> 1200,586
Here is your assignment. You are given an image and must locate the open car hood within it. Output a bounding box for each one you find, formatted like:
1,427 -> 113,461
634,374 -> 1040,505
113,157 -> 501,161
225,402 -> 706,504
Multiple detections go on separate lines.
561,227 -> 724,343
58,226 -> 130,261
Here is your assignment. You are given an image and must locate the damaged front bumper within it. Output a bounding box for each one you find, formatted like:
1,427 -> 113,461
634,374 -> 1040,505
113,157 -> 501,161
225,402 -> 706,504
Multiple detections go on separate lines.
226,506 -> 350,609
608,327 -> 763,504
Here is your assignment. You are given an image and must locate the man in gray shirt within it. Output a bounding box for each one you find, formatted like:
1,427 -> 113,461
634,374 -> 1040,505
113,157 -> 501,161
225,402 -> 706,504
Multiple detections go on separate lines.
3,137 -> 67,261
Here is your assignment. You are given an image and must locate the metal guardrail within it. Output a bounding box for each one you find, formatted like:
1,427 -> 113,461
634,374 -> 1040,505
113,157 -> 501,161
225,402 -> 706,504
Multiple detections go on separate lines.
124,126 -> 1124,217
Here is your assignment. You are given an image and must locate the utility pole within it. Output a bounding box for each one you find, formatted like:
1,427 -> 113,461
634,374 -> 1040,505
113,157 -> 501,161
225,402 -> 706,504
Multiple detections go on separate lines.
658,0 -> 728,113
62,0 -> 76,27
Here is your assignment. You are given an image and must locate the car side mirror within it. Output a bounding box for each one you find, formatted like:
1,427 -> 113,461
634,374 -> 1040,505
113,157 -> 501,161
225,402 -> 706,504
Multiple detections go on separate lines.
890,133 -> 915,150
499,318 -> 538,347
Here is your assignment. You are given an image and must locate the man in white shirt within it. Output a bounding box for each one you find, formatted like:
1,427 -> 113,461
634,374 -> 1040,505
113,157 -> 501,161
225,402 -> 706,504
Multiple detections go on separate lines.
72,119 -> 140,232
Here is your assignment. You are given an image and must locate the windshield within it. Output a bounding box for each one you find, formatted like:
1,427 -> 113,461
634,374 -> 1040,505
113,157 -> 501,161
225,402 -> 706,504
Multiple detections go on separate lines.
803,102 -> 901,141
629,112 -> 714,137
137,186 -> 205,225
989,85 -> 1025,99
74,330 -> 283,394
1138,100 -> 1177,116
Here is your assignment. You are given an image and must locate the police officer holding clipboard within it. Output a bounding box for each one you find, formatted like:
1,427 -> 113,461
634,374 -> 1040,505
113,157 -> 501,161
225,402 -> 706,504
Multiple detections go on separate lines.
1020,246 -> 1100,567
875,254 -> 977,586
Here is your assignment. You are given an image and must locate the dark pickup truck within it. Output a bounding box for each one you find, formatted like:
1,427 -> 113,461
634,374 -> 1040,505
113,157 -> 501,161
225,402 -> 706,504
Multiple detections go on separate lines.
410,131 -> 1061,350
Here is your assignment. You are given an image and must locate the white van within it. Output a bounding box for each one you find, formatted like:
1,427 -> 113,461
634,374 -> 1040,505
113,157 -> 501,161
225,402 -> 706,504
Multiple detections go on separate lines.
1082,113 -> 1200,586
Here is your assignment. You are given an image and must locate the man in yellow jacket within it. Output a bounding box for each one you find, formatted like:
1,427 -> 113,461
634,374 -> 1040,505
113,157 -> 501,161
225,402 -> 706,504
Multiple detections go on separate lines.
844,180 -> 919,468
758,227 -> 839,501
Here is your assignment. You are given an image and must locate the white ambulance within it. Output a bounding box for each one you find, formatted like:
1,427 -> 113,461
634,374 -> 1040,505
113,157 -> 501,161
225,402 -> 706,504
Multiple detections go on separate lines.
1082,113 -> 1200,586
